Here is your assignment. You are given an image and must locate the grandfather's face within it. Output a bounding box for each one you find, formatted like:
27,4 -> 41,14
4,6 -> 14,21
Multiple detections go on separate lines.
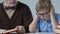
5,0 -> 16,4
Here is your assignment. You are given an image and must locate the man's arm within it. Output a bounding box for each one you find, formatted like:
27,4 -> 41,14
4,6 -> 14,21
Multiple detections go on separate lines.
22,5 -> 33,33
29,15 -> 39,33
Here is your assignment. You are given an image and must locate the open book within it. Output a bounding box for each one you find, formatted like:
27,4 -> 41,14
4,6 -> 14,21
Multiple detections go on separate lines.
0,29 -> 17,34
57,25 -> 60,28
0,29 -> 6,34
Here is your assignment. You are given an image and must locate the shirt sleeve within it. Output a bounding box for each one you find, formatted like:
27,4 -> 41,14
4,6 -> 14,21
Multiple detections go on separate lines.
54,13 -> 60,21
54,13 -> 60,24
22,5 -> 33,33
36,19 -> 40,32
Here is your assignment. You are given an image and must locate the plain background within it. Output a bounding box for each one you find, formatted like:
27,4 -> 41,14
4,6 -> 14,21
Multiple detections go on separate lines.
0,0 -> 60,18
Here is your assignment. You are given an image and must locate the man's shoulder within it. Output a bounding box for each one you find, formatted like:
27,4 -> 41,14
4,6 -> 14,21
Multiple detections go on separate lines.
0,3 -> 2,6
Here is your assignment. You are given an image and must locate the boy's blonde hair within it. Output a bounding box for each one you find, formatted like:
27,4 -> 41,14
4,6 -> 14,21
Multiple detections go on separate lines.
36,0 -> 52,12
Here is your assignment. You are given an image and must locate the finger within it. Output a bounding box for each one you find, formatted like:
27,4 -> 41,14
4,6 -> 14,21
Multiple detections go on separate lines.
51,6 -> 55,12
2,29 -> 17,34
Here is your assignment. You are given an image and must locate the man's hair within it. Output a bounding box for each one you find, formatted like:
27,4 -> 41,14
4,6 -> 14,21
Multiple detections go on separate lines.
36,0 -> 52,12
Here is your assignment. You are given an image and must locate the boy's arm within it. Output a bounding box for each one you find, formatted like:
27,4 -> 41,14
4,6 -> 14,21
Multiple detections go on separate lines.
50,6 -> 57,33
29,15 -> 39,33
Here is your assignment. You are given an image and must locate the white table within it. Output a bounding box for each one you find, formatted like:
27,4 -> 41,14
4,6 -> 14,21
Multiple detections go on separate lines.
26,32 -> 55,34
0,29 -> 56,34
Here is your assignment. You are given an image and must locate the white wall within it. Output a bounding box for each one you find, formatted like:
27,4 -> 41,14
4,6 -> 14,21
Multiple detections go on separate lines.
0,0 -> 60,18
18,0 -> 38,18
51,0 -> 60,13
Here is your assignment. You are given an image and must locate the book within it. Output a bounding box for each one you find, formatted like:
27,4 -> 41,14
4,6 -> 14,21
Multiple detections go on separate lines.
0,29 -> 6,34
57,25 -> 60,28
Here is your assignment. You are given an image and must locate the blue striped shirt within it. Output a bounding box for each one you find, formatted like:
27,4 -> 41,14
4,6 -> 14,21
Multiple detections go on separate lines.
37,13 -> 60,32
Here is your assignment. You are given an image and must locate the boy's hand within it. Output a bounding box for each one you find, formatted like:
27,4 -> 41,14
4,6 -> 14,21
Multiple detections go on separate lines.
50,6 -> 55,14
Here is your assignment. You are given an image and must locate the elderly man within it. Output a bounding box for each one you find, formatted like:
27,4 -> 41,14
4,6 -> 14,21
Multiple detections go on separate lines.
0,0 -> 33,34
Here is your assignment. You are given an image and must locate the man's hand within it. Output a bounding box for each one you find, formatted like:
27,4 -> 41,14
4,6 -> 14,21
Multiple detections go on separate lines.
2,26 -> 25,34
15,26 -> 25,34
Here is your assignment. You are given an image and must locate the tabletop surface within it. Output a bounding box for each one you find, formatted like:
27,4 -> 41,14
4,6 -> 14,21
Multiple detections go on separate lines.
26,32 -> 55,34
0,29 -> 55,34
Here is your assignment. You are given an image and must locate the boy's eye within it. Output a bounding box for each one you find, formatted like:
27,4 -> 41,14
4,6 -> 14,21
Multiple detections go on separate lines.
38,13 -> 46,15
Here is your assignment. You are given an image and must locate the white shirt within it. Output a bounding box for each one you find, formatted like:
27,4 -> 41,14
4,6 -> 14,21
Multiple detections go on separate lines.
6,9 -> 15,19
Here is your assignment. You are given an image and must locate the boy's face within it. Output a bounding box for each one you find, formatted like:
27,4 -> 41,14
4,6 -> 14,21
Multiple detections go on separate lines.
37,9 -> 50,20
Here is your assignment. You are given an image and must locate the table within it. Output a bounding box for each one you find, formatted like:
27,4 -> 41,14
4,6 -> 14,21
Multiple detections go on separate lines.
26,32 -> 55,34
0,29 -> 56,34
